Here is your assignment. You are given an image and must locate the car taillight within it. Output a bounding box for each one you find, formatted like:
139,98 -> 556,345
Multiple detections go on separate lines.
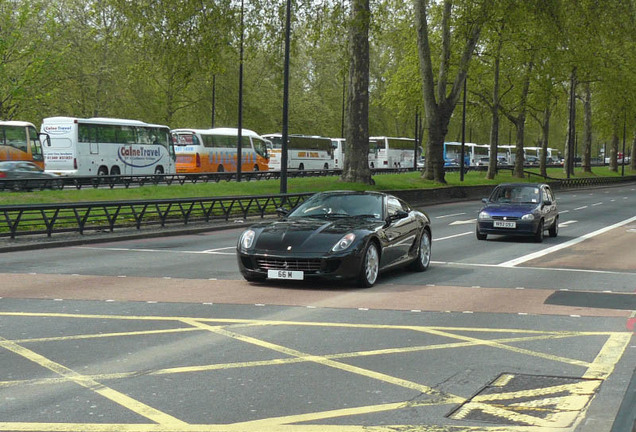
196,153 -> 201,168
74,158 -> 78,169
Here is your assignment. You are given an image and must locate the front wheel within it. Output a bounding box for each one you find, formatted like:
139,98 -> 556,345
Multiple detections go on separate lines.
476,226 -> 487,240
409,230 -> 431,271
534,220 -> 544,243
358,242 -> 379,288
548,217 -> 558,237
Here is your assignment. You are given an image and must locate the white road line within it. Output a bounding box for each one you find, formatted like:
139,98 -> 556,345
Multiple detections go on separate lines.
574,206 -> 588,210
449,219 -> 477,226
433,231 -> 473,241
559,220 -> 578,227
435,212 -> 466,219
499,215 -> 636,268
431,260 -> 635,275
74,246 -> 236,255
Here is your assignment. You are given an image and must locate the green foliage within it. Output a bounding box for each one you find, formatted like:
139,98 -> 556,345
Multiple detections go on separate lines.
0,0 -> 633,168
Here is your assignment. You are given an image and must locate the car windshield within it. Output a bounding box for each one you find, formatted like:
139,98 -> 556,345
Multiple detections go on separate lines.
289,193 -> 383,219
491,186 -> 540,204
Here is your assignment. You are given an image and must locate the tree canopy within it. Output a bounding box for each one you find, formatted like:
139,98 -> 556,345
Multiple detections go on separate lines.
1,0 -> 634,179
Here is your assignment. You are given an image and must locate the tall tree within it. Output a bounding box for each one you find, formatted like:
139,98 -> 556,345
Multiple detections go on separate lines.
341,0 -> 373,184
414,0 -> 488,183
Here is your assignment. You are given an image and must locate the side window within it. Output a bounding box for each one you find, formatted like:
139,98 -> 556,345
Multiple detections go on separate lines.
544,187 -> 554,202
398,199 -> 411,212
387,197 -> 402,217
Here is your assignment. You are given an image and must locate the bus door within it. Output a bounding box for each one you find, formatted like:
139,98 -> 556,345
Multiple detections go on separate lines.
27,125 -> 44,168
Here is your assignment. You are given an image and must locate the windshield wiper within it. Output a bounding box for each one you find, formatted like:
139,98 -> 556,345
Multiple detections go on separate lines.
351,214 -> 380,219
325,213 -> 350,218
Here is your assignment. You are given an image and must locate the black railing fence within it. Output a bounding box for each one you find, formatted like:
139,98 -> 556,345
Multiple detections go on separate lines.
0,193 -> 311,239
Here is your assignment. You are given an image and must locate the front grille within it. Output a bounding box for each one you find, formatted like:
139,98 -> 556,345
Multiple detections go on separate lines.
256,257 -> 322,272
492,216 -> 520,221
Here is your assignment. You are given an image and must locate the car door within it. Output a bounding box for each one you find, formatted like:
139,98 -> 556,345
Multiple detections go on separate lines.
541,186 -> 557,226
381,197 -> 418,267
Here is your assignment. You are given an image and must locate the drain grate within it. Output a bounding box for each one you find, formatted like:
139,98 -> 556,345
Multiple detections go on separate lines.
448,373 -> 602,428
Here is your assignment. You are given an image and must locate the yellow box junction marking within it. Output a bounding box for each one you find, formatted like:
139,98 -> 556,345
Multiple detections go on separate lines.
0,311 -> 631,432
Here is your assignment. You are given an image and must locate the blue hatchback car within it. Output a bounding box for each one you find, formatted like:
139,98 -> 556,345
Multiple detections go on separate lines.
476,183 -> 558,242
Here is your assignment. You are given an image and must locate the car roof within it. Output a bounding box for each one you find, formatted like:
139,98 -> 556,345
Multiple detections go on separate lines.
496,182 -> 547,188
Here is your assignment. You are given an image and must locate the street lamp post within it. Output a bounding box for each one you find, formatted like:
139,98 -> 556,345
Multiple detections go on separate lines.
460,76 -> 467,182
280,0 -> 291,194
236,0 -> 244,182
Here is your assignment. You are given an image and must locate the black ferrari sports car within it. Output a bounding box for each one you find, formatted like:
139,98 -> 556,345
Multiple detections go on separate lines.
237,190 -> 432,287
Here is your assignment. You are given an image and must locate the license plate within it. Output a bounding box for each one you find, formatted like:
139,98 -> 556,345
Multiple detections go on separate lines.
494,220 -> 516,229
268,270 -> 304,280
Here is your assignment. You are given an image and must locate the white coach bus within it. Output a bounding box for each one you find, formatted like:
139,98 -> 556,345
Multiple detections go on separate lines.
262,133 -> 333,171
368,136 -> 421,169
41,117 -> 175,176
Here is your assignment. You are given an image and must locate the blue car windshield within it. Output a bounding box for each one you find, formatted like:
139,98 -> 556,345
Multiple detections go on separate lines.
492,186 -> 540,204
289,194 -> 383,219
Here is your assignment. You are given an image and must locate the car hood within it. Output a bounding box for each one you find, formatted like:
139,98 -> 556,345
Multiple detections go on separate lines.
482,202 -> 539,216
252,217 -> 380,253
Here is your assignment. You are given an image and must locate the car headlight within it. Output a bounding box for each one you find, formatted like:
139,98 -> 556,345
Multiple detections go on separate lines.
521,214 -> 535,221
478,211 -> 491,220
239,229 -> 256,249
332,233 -> 356,252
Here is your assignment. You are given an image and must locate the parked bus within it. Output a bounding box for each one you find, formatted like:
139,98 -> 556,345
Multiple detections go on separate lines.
498,145 -> 561,165
368,136 -> 422,169
262,134 -> 333,171
171,128 -> 269,173
331,138 -> 346,169
41,117 -> 175,176
0,121 -> 47,169
443,142 -> 490,167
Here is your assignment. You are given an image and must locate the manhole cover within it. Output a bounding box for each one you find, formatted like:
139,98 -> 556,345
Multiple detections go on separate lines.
448,373 -> 602,427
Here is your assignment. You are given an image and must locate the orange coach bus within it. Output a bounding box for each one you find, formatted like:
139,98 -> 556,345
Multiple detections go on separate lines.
0,121 -> 47,169
171,128 -> 269,173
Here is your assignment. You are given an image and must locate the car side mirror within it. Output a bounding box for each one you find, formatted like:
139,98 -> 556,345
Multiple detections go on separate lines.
276,207 -> 289,217
385,210 -> 408,225
482,198 -> 488,204
543,200 -> 552,206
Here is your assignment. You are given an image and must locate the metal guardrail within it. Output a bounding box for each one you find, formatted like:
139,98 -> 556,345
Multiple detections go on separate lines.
0,167 -> 414,191
0,193 -> 312,239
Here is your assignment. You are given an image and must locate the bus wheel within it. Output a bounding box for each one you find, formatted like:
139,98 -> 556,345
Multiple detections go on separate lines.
323,163 -> 329,170
154,166 -> 164,174
97,166 -> 108,176
217,165 -> 224,173
110,166 -> 120,175
298,163 -> 304,170
253,165 -> 259,171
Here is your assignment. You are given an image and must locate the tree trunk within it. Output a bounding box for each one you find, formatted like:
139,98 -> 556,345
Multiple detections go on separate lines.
424,110 -> 449,182
539,105 -> 551,178
340,0 -> 373,185
414,0 -> 483,184
487,30 -> 503,180
513,119 -> 525,178
563,68 -> 577,177
581,82 -> 592,173
631,129 -> 636,172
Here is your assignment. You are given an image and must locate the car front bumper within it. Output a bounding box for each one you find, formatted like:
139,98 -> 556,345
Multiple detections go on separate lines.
477,220 -> 539,237
237,249 -> 366,282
